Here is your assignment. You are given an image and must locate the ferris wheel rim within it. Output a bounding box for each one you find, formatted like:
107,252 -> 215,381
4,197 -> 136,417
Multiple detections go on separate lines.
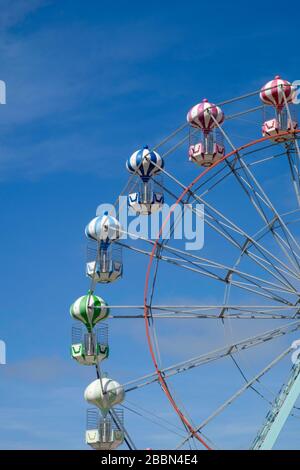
143,129 -> 300,450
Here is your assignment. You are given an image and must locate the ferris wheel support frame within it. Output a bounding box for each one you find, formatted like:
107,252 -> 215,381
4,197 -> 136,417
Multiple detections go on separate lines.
251,360 -> 300,450
143,130 -> 300,450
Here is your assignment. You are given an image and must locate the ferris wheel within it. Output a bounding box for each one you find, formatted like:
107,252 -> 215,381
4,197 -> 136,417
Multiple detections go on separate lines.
69,75 -> 300,450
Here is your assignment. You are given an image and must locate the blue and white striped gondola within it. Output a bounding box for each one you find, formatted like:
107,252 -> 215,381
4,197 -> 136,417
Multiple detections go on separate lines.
85,211 -> 121,243
85,211 -> 123,283
126,145 -> 164,215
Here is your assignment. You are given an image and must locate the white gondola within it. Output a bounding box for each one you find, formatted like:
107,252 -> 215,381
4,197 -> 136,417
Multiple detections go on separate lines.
86,243 -> 123,283
71,323 -> 109,366
85,211 -> 123,283
84,377 -> 125,412
188,129 -> 225,167
86,408 -> 124,450
126,145 -> 164,215
128,180 -> 164,215
262,113 -> 298,143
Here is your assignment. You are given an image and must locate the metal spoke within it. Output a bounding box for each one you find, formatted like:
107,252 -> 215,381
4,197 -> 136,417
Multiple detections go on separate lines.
153,168 -> 300,288
231,153 -> 300,271
211,113 -> 300,271
118,239 -> 296,305
176,345 -> 293,449
105,304 -> 300,320
123,321 -> 300,393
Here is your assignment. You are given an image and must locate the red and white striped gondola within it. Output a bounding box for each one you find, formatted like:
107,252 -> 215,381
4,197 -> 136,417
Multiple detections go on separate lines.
187,98 -> 225,167
260,75 -> 297,142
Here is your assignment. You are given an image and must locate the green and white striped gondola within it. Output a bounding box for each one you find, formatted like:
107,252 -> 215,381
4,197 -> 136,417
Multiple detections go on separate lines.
70,291 -> 109,331
71,342 -> 109,366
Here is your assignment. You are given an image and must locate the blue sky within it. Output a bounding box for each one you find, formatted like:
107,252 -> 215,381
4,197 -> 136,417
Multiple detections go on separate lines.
0,0 -> 300,450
